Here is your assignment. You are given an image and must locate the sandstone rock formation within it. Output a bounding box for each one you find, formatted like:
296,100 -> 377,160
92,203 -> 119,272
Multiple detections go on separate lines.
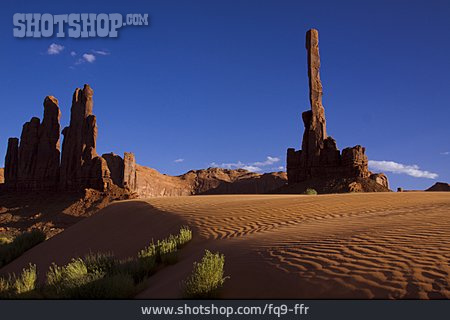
426,182 -> 450,192
3,85 -> 137,194
3,97 -> 61,191
2,85 -> 284,198
60,85 -> 112,191
4,138 -> 19,189
35,96 -> 61,189
102,153 -> 124,187
17,117 -> 40,189
369,173 -> 389,189
123,152 -> 137,191
102,152 -> 137,191
286,29 -> 389,193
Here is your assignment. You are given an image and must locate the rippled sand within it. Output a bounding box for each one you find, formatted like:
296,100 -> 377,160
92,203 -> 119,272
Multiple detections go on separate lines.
2,192 -> 449,299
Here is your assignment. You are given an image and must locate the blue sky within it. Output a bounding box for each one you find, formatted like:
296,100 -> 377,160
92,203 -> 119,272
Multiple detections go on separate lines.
0,0 -> 449,190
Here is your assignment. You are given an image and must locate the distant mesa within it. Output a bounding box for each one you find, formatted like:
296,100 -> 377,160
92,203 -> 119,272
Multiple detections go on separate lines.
426,182 -> 450,192
135,166 -> 287,197
285,29 -> 390,193
3,84 -> 137,194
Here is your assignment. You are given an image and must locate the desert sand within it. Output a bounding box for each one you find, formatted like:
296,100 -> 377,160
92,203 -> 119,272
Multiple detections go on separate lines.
1,192 -> 449,299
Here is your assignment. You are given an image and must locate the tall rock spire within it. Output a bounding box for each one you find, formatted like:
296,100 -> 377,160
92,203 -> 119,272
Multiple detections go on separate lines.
302,29 -> 327,163
60,84 -> 111,191
34,96 -> 61,189
286,29 -> 387,192
4,138 -> 19,189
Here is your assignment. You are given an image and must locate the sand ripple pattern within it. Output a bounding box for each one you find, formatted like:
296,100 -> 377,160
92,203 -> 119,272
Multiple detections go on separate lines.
144,193 -> 450,298
145,194 -> 450,241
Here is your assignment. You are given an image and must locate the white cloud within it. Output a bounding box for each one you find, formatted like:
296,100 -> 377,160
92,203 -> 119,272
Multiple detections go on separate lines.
369,160 -> 438,179
210,161 -> 245,169
82,53 -> 96,63
253,156 -> 280,166
210,156 -> 281,173
70,51 -> 76,57
242,165 -> 262,172
174,159 -> 184,163
93,50 -> 110,56
440,151 -> 449,155
47,43 -> 64,55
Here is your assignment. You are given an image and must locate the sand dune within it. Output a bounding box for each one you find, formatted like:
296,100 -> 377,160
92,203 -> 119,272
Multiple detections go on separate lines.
2,192 -> 449,299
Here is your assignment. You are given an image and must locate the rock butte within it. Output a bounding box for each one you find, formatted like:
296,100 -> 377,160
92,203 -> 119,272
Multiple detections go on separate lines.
426,182 -> 450,192
3,84 -> 136,193
286,29 -> 389,192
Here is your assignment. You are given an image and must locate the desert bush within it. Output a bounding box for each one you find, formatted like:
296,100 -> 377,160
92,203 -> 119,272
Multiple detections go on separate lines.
0,264 -> 37,298
83,252 -> 117,274
14,264 -> 38,295
0,236 -> 12,245
157,238 -> 178,265
176,226 -> 193,248
45,258 -> 90,297
183,250 -> 228,298
304,188 -> 318,195
72,273 -> 137,299
0,230 -> 46,268
120,243 -> 158,283
138,242 -> 157,260
44,253 -> 151,299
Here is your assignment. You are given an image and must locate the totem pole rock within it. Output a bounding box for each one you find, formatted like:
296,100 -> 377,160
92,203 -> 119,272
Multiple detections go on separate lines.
286,29 -> 388,192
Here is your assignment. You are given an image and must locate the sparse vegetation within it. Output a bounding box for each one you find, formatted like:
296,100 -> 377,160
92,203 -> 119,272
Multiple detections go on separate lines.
0,264 -> 37,299
304,188 -> 318,195
183,250 -> 228,299
0,229 -> 46,268
0,236 -> 12,245
0,226 -> 193,299
44,256 -> 137,299
157,238 -> 178,265
176,226 -> 193,248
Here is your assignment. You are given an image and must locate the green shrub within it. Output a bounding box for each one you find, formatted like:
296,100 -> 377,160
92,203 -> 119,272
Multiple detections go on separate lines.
73,273 -> 137,299
138,242 -> 157,260
183,250 -> 228,298
0,230 -> 46,268
157,238 -> 178,265
176,226 -> 193,248
0,264 -> 37,298
0,236 -> 12,245
136,243 -> 157,279
14,264 -> 37,295
83,252 -> 117,274
304,188 -> 318,195
45,258 -> 91,297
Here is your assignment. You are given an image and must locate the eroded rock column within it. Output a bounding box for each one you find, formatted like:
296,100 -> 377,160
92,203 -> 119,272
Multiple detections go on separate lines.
34,96 -> 61,189
60,84 -> 112,191
4,138 -> 19,190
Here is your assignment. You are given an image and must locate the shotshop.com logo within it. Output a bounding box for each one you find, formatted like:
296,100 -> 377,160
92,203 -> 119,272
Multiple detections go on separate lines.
13,13 -> 149,38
